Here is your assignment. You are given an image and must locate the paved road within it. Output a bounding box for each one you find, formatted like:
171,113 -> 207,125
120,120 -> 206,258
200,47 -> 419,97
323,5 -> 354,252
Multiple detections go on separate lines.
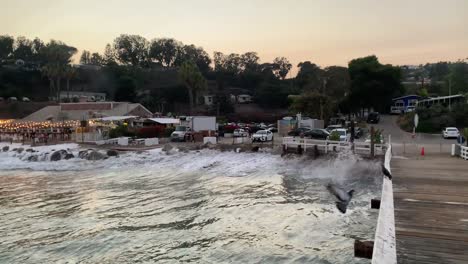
370,115 -> 458,155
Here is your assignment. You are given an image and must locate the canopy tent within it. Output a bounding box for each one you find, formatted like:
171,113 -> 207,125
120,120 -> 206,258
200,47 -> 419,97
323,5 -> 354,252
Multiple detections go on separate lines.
95,116 -> 138,121
147,118 -> 180,125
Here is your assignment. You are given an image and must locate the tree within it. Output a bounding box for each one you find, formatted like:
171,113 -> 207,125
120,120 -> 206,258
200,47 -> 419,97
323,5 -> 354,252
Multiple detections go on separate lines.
0,35 -> 14,61
240,52 -> 260,72
255,80 -> 290,108
89,52 -> 104,65
177,44 -> 211,74
41,64 -> 56,100
63,65 -> 77,99
178,61 -> 206,114
114,76 -> 137,102
447,61 -> 468,95
295,61 -> 323,91
273,57 -> 292,80
289,91 -> 334,120
149,38 -> 182,67
80,50 -> 91,64
40,40 -> 77,101
103,43 -> 116,65
13,36 -> 34,61
113,34 -> 149,67
322,66 -> 350,100
31,37 -> 45,63
347,55 -> 403,113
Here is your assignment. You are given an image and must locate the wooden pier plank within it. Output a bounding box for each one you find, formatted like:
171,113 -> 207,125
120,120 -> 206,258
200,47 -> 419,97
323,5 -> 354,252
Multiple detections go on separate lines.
392,155 -> 468,263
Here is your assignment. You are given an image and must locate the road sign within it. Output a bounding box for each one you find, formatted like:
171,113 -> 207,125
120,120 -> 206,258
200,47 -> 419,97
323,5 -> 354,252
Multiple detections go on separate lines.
414,114 -> 419,128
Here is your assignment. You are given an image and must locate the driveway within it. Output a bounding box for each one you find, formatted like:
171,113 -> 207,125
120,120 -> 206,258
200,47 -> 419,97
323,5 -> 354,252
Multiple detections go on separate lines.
370,115 -> 458,155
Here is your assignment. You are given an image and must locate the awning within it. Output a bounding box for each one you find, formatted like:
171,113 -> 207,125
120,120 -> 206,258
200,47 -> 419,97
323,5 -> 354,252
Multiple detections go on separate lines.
96,116 -> 137,121
147,118 -> 180,124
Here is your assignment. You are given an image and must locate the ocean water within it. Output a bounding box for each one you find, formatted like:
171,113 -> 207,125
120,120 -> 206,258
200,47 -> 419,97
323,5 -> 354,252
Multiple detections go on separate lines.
0,143 -> 381,263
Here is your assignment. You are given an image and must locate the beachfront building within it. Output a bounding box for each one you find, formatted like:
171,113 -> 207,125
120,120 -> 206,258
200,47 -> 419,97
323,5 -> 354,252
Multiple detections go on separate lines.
22,102 -> 153,122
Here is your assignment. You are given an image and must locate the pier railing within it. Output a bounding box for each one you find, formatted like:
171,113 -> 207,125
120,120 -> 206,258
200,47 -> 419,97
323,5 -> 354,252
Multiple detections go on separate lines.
460,144 -> 468,160
371,143 -> 397,264
282,137 -> 386,156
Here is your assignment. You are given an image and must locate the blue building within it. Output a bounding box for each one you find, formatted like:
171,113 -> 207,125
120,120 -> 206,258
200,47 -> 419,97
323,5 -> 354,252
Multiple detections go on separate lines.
390,95 -> 422,114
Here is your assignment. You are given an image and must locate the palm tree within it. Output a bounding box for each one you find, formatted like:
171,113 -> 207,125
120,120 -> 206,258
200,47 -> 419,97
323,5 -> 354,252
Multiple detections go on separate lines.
178,61 -> 206,114
63,65 -> 77,100
55,64 -> 63,102
41,65 -> 55,101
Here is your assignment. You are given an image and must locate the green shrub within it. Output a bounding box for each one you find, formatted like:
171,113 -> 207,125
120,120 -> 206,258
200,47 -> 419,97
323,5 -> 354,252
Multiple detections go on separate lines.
109,125 -> 136,138
416,121 -> 436,133
164,127 -> 175,137
329,131 -> 340,141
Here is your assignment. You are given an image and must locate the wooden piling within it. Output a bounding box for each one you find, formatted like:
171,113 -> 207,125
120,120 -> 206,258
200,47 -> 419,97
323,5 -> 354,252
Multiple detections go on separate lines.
354,240 -> 374,259
371,198 -> 381,209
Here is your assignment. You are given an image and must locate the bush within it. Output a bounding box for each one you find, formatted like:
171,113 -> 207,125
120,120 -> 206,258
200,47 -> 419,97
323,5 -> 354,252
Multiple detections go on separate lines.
109,125 -> 136,138
136,126 -> 165,138
164,127 -> 175,137
329,131 -> 340,141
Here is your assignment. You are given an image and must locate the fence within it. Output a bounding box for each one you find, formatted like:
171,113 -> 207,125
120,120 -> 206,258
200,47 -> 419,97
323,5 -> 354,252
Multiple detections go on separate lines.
282,137 -> 386,156
460,144 -> 468,160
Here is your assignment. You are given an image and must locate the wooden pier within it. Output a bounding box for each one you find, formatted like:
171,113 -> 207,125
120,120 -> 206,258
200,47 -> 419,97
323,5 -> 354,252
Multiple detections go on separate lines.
392,154 -> 468,263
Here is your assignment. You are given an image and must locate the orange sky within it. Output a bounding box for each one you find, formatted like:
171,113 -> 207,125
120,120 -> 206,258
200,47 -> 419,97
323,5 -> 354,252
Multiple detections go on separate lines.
2,0 -> 467,74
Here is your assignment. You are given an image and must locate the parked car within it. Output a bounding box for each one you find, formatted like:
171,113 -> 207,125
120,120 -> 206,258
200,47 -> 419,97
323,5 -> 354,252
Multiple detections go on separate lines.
252,130 -> 273,142
22,97 -> 31,102
304,128 -> 330,140
367,112 -> 380,124
331,128 -> 348,142
325,125 -> 343,132
170,126 -> 190,142
287,127 -> 311,137
442,127 -> 460,139
405,106 -> 415,113
267,126 -> 278,133
233,128 -> 249,137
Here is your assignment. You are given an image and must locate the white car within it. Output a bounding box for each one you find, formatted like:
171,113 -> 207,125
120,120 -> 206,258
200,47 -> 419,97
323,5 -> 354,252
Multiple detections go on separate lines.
233,128 -> 249,137
443,127 -> 460,139
252,130 -> 273,142
330,128 -> 348,142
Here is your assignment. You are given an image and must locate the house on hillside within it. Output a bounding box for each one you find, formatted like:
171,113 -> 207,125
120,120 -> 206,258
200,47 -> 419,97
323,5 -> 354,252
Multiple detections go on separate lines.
22,102 -> 152,122
390,95 -> 422,114
59,91 -> 106,102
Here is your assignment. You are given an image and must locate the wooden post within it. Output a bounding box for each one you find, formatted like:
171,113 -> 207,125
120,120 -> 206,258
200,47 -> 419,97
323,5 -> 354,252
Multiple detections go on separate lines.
354,240 -> 374,259
370,126 -> 375,158
297,145 -> 303,155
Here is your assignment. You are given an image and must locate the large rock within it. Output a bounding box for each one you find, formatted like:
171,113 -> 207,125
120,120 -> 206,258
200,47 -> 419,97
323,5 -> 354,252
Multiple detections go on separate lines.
78,150 -> 89,159
107,150 -> 119,157
16,148 -> 24,154
2,146 -> 9,152
87,151 -> 106,161
64,153 -> 75,160
25,148 -> 34,152
50,151 -> 63,161
162,144 -> 174,152
27,155 -> 38,162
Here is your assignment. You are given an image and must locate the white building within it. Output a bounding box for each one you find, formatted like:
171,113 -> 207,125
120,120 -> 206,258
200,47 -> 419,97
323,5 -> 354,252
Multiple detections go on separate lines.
203,95 -> 215,106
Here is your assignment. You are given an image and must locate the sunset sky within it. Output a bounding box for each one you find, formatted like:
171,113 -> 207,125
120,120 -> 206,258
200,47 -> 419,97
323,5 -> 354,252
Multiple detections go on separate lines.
2,0 -> 467,74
